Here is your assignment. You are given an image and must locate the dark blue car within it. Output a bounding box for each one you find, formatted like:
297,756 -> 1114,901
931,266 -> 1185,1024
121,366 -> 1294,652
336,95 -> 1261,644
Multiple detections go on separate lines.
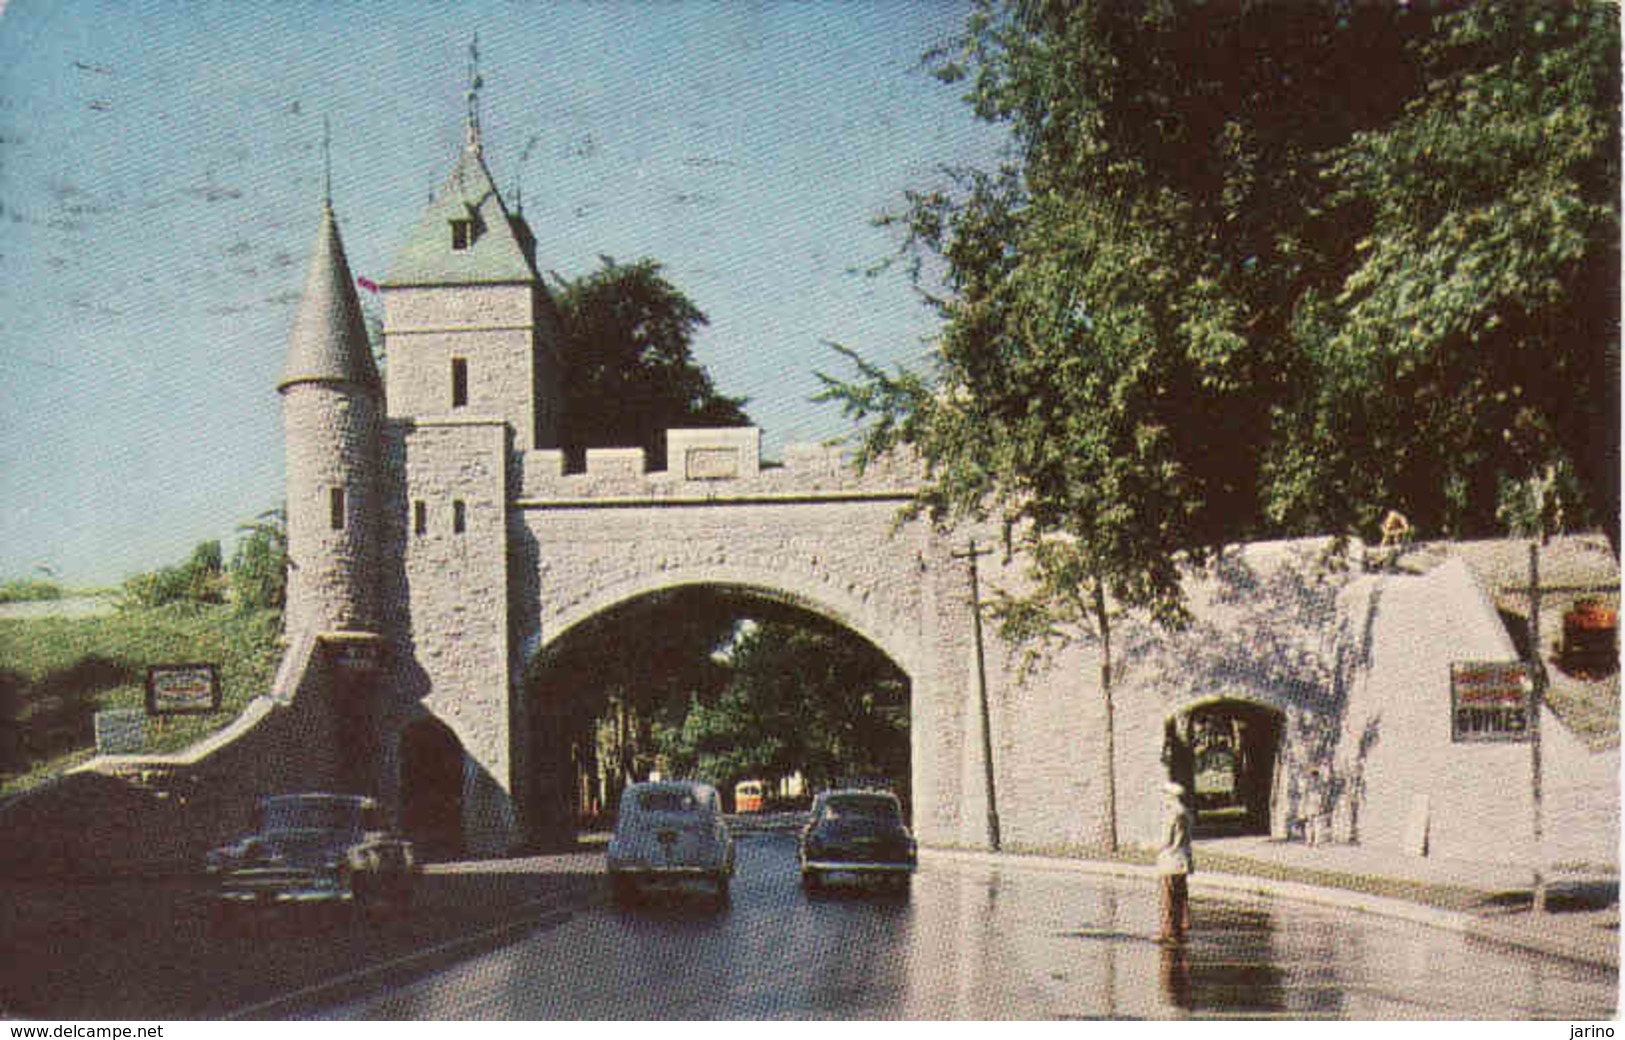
799,789 -> 916,893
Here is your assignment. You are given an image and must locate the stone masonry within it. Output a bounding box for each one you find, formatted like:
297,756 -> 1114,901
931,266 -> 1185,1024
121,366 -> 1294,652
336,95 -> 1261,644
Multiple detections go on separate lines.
3,107 -> 1613,878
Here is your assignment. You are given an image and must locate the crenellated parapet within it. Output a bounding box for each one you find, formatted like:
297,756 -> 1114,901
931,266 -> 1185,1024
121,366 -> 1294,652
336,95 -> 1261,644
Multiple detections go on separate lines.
515,426 -> 923,503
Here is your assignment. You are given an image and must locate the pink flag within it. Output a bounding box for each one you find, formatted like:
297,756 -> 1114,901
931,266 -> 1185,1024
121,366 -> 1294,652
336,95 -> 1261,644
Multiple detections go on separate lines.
356,276 -> 379,294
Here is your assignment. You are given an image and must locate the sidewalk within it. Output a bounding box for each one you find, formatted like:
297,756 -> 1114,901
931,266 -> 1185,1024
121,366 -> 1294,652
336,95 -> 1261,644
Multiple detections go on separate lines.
1202,834 -> 1619,971
928,835 -> 1619,971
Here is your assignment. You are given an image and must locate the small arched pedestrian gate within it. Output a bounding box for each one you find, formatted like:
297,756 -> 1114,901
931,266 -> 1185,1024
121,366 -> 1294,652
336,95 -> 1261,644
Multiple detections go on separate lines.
1172,698 -> 1283,838
399,716 -> 465,861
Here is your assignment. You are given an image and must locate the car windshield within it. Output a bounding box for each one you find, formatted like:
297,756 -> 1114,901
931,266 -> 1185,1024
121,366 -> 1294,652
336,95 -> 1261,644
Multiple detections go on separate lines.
819,795 -> 900,824
637,788 -> 703,813
261,798 -> 363,834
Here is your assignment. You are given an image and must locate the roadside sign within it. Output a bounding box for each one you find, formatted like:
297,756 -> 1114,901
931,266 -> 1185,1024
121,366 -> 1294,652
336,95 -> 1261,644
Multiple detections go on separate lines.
1450,661 -> 1533,743
145,663 -> 221,715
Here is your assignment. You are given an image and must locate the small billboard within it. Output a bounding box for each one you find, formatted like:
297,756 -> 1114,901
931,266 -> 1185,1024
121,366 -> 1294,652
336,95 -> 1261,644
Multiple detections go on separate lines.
145,663 -> 221,715
1450,661 -> 1533,743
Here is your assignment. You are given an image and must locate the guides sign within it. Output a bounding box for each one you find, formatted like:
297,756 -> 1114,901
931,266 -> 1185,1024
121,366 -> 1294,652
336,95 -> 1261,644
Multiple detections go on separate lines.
1450,661 -> 1533,743
146,663 -> 221,715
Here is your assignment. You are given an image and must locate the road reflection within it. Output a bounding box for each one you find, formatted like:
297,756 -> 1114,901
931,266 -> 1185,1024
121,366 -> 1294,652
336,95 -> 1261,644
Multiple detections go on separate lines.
322,832 -> 1615,1020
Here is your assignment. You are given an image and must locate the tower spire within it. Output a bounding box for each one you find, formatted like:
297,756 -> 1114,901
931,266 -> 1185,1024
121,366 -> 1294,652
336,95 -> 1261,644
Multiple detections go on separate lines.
465,34 -> 483,154
322,114 -> 333,207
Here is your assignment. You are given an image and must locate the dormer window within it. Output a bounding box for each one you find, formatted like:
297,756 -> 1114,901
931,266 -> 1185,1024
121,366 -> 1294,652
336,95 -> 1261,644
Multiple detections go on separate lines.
450,218 -> 473,251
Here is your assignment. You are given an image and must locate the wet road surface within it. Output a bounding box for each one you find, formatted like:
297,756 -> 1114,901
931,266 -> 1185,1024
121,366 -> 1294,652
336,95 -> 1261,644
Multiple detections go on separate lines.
320,831 -> 1616,1019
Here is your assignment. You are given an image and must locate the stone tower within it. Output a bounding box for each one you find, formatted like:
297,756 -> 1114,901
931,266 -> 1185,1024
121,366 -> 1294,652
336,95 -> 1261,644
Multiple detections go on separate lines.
279,201 -> 384,636
378,104 -> 563,451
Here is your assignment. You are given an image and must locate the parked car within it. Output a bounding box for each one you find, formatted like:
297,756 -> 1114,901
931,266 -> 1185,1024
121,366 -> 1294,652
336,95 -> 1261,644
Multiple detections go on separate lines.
204,793 -> 417,924
799,788 -> 917,892
607,780 -> 735,903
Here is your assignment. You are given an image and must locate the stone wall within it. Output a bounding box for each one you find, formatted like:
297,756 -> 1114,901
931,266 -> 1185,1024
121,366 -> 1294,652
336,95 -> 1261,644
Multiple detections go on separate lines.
383,283 -> 545,451
282,384 -> 381,632
0,634 -> 345,876
379,417 -> 514,854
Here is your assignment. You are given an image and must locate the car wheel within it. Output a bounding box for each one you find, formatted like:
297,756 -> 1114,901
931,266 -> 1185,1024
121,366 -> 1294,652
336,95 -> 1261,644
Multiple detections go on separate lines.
801,868 -> 822,892
714,871 -> 731,904
350,873 -> 376,922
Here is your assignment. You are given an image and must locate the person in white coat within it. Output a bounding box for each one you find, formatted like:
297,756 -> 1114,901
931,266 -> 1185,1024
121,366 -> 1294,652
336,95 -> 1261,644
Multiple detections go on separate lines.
1157,780 -> 1194,944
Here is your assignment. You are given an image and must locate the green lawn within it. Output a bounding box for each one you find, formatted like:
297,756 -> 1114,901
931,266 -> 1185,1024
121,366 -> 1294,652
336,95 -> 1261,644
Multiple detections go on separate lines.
0,604 -> 282,797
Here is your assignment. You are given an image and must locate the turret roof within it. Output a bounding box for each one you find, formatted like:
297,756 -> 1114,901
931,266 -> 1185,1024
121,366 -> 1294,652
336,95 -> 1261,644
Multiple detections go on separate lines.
280,204 -> 381,392
385,144 -> 538,286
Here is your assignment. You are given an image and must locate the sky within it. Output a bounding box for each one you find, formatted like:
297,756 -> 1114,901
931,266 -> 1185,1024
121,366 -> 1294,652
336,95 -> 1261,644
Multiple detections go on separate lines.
0,0 -> 1007,588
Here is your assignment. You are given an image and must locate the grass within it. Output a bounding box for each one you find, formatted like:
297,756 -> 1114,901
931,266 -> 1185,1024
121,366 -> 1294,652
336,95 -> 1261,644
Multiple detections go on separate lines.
1545,676 -> 1621,751
0,603 -> 283,797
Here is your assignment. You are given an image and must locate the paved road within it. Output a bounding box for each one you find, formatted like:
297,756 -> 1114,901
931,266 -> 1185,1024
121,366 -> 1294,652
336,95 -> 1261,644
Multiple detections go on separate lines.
320,831 -> 1616,1020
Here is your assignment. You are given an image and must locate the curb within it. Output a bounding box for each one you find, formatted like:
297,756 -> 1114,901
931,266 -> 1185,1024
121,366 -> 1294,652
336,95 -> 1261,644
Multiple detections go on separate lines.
920,848 -> 1617,971
220,884 -> 596,1020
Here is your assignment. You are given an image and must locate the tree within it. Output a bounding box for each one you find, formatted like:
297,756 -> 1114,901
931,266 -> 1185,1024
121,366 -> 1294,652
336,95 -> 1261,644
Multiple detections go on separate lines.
121,540 -> 226,609
553,257 -> 750,468
823,0 -> 1618,849
230,507 -> 287,613
1269,2 -> 1620,545
653,621 -> 908,798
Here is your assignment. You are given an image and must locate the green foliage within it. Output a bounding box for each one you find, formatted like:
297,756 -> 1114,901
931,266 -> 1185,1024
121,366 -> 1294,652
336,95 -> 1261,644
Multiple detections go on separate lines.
823,0 -> 1621,847
652,622 -> 908,797
0,579 -> 63,604
230,508 -> 287,613
1277,1 -> 1621,543
828,0 -> 1618,619
0,603 -> 282,789
120,540 -> 227,610
553,257 -> 750,467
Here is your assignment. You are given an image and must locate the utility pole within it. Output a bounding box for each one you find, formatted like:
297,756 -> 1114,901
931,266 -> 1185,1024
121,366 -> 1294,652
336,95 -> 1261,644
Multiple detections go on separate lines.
953,539 -> 1001,851
1528,542 -> 1547,914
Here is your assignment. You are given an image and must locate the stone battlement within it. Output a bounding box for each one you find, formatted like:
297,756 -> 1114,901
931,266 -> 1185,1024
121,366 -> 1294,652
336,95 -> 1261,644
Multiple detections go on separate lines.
514,426 -> 922,502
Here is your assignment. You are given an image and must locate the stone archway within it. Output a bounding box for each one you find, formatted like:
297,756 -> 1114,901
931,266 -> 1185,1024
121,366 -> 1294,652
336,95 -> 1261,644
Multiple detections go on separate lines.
519,578 -> 916,845
399,716 -> 465,861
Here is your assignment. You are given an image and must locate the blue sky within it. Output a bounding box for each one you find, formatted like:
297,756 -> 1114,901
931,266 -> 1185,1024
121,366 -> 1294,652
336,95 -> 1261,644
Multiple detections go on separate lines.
0,1 -> 1006,587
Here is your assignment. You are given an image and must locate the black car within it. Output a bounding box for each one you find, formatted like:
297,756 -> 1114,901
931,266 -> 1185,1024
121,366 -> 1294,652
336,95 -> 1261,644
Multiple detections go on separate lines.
204,793 -> 417,925
799,789 -> 917,892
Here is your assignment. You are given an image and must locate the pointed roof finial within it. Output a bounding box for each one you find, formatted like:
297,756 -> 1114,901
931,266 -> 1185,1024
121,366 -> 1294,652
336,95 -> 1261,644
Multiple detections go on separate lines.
465,34 -> 483,154
322,114 -> 333,207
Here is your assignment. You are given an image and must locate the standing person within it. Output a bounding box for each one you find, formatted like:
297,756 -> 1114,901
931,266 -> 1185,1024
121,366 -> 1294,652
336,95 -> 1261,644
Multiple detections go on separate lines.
1157,780 -> 1194,944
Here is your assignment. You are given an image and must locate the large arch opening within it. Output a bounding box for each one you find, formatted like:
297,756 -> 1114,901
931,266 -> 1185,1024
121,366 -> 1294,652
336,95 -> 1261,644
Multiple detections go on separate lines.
1170,698 -> 1283,839
520,584 -> 911,847
399,716 -> 465,861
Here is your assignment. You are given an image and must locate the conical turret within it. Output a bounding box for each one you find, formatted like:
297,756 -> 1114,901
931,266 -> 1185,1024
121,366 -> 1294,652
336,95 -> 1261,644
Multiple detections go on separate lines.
280,202 -> 382,635
281,203 -> 382,392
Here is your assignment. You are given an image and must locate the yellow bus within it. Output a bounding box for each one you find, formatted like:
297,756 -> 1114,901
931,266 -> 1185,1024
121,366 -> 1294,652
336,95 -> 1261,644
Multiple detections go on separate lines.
734,779 -> 766,814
